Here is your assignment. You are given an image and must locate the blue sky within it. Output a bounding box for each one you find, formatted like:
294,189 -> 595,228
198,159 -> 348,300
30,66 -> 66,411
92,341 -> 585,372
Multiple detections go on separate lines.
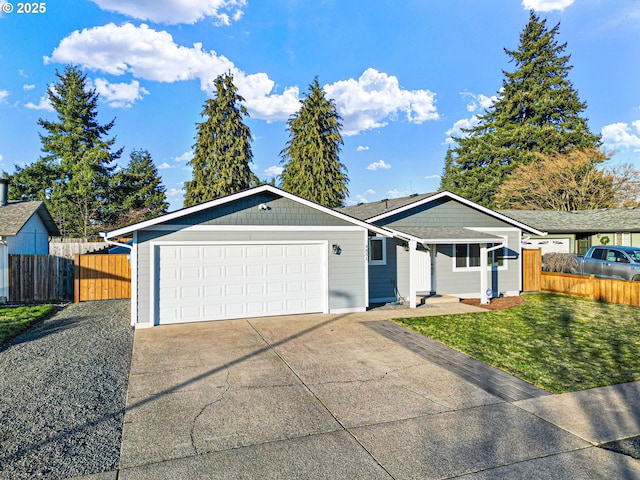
0,0 -> 639,210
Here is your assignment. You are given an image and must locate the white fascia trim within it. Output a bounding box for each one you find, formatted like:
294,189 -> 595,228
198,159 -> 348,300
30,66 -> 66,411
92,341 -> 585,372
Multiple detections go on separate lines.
146,225 -> 365,232
103,185 -> 392,239
366,190 -> 547,236
387,228 -> 505,245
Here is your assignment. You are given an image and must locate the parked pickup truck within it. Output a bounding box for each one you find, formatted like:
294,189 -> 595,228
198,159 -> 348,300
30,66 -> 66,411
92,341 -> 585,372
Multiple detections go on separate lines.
576,246 -> 640,281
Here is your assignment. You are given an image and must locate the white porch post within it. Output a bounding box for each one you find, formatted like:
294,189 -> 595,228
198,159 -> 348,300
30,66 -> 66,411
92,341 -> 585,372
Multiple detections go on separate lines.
480,243 -> 489,304
409,239 -> 417,308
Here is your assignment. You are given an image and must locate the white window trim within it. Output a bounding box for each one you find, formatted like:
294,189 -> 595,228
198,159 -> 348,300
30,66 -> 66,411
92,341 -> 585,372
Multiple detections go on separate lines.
453,238 -> 508,272
368,236 -> 387,266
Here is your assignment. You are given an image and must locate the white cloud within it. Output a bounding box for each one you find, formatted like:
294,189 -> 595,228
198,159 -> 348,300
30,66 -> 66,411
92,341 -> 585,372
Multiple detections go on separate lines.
444,116 -> 481,144
325,68 -> 439,136
356,145 -> 369,151
461,90 -> 497,113
23,84 -> 35,91
46,25 -> 437,134
167,187 -> 185,197
264,165 -> 283,176
93,78 -> 149,108
0,90 -> 8,103
424,174 -> 441,180
601,121 -> 640,151
45,23 -> 299,122
25,96 -> 54,111
90,0 -> 246,25
521,0 -> 574,12
386,188 -> 411,199
158,162 -> 172,169
351,189 -> 376,204
366,160 -> 391,171
173,151 -> 194,162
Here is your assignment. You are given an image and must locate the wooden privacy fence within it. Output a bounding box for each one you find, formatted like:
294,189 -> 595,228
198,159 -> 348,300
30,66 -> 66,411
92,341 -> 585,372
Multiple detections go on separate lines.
541,272 -> 640,306
74,254 -> 131,303
522,249 -> 542,292
9,255 -> 74,303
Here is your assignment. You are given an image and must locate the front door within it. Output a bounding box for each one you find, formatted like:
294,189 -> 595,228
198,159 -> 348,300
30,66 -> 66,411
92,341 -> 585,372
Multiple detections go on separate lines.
415,249 -> 431,293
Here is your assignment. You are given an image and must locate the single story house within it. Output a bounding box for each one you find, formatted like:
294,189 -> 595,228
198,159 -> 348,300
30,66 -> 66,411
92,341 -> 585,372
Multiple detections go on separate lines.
103,185 -> 544,328
499,208 -> 640,255
0,178 -> 60,301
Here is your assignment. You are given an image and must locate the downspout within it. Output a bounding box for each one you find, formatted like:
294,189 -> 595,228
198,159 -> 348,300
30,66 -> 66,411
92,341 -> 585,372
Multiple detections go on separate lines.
480,242 -> 505,305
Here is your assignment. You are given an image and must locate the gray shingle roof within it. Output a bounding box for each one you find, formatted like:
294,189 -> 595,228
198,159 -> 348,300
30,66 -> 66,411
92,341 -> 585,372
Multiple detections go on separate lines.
0,201 -> 59,236
498,208 -> 640,233
338,193 -> 437,220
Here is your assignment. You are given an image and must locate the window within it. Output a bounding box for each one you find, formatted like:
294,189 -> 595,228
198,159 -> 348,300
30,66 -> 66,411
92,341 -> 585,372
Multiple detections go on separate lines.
454,242 -> 505,270
368,237 -> 386,265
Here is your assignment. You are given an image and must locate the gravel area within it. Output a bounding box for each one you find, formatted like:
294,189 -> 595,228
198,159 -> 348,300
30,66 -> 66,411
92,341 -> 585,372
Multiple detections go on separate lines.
0,300 -> 133,479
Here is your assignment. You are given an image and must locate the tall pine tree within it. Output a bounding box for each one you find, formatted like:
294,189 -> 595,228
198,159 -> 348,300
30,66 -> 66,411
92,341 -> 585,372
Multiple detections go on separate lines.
440,11 -> 600,206
184,72 -> 256,206
27,65 -> 122,239
108,149 -> 169,226
280,77 -> 348,208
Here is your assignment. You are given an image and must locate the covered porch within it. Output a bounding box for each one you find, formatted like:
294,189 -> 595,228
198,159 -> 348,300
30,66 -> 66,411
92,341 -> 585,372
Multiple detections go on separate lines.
386,226 -> 507,308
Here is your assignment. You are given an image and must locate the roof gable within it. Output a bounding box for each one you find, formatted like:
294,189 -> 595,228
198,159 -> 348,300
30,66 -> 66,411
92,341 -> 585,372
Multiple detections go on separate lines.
103,185 -> 392,239
342,191 -> 544,236
0,201 -> 59,237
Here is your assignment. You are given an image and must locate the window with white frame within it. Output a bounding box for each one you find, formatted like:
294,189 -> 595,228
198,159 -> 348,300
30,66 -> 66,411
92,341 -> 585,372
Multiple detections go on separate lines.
368,237 -> 386,265
454,242 -> 505,270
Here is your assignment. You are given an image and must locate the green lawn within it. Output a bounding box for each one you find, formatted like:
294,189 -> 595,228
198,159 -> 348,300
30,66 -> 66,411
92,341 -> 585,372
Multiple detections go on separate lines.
394,294 -> 640,393
0,305 -> 58,347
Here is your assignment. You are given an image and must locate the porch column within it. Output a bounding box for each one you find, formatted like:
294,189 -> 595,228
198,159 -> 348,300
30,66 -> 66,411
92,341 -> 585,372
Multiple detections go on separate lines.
480,243 -> 489,304
409,239 -> 417,308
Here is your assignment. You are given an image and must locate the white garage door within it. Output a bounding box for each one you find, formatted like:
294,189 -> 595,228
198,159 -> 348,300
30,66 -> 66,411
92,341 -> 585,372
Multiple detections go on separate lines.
156,243 -> 326,324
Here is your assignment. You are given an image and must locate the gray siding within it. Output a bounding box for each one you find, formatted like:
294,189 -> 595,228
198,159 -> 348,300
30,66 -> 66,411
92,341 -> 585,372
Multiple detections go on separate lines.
165,193 -> 352,227
135,228 -> 366,325
368,239 -> 413,302
432,230 -> 521,297
378,198 -> 514,229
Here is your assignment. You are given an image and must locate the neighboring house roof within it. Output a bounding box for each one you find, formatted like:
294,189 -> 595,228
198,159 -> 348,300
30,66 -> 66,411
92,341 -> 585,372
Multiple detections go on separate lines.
0,201 -> 59,237
103,185 -> 393,239
340,191 -> 545,236
499,208 -> 640,234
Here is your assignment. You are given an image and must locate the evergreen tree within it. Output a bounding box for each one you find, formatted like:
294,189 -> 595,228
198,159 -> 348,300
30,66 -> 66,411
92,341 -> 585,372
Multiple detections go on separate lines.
109,149 -> 169,226
35,65 -> 121,238
184,72 -> 256,207
280,77 -> 348,208
440,11 -> 600,206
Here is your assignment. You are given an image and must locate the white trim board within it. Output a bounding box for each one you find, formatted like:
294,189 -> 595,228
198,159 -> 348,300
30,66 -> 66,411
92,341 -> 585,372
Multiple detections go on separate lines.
103,185 -> 392,239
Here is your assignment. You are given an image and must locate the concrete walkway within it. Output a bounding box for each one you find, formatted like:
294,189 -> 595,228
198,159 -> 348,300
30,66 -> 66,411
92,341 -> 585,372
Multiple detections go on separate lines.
117,306 -> 640,479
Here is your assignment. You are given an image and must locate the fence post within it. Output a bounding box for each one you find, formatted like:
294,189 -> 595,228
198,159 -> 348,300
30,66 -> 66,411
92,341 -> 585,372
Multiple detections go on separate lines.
74,254 -> 80,303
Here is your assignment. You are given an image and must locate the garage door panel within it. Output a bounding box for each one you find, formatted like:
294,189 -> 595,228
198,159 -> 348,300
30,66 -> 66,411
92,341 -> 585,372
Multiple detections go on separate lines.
157,243 -> 326,324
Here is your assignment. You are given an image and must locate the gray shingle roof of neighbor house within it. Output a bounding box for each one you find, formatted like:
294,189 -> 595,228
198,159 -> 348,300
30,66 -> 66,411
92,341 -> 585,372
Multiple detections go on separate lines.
499,208 -> 640,233
0,201 -> 60,237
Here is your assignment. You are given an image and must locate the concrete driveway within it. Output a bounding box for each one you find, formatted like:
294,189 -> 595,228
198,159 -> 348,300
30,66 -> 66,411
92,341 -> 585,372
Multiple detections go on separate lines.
118,308 -> 640,479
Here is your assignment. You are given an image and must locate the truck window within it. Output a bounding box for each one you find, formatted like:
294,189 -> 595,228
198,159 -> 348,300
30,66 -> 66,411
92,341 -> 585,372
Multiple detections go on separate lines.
591,248 -> 605,260
628,250 -> 640,262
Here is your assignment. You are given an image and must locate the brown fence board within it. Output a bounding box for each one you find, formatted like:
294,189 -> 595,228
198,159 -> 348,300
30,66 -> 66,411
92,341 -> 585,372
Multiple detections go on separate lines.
74,254 -> 131,302
9,255 -> 74,303
540,272 -> 640,306
522,249 -> 542,292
